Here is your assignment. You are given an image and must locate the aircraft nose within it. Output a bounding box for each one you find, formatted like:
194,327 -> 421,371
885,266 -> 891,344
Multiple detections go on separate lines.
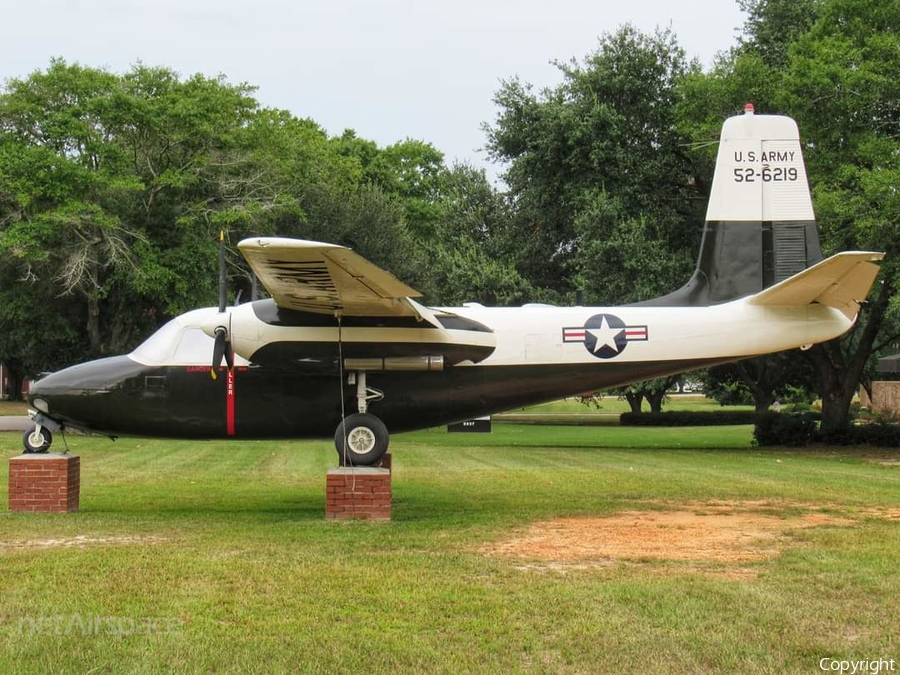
27,356 -> 146,419
30,362 -> 111,398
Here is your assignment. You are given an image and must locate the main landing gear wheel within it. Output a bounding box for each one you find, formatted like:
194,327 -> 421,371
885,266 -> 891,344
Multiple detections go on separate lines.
23,425 -> 52,454
334,413 -> 389,467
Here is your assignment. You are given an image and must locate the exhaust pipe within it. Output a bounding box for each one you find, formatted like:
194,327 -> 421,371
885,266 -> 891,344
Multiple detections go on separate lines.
343,356 -> 444,372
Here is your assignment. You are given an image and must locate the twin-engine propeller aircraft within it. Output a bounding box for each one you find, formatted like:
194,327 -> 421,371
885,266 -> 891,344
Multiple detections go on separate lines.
25,106 -> 883,465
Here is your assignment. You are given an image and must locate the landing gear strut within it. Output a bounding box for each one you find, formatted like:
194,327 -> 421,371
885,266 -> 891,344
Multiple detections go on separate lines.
23,424 -> 52,454
334,371 -> 389,466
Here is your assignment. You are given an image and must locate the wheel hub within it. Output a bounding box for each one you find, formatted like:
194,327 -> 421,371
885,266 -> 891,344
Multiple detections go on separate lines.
347,427 -> 376,455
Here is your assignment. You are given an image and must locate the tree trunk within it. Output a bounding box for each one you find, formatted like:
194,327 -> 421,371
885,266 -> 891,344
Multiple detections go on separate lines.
87,294 -> 103,356
820,385 -> 857,432
734,360 -> 775,413
647,389 -> 666,413
645,376 -> 677,413
6,359 -> 27,402
810,269 -> 894,433
625,392 -> 644,414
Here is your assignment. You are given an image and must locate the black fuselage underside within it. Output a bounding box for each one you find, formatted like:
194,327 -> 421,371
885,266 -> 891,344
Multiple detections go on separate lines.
34,355 -> 730,439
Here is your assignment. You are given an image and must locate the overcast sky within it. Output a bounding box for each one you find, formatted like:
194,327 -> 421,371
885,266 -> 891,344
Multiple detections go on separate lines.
1,1 -> 746,175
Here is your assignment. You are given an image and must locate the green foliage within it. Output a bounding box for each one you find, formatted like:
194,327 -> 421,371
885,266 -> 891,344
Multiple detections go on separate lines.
737,0 -> 820,67
609,376 -> 679,414
680,0 -> 900,432
703,377 -> 754,407
0,60 -> 261,361
702,352 -> 818,412
485,26 -> 703,299
753,412 -> 820,447
425,163 -> 535,305
301,182 -> 427,294
573,201 -> 693,304
782,0 -> 900,431
0,59 -> 516,374
817,422 -> 900,447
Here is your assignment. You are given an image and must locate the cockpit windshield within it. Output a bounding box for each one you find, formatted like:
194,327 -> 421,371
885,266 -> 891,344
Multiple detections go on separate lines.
130,308 -> 218,366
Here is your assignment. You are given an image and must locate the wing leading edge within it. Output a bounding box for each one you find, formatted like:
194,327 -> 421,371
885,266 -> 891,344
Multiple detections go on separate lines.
238,237 -> 442,326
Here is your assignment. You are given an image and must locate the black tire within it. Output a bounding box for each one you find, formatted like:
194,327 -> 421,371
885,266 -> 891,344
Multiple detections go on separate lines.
334,413 -> 389,466
23,425 -> 52,453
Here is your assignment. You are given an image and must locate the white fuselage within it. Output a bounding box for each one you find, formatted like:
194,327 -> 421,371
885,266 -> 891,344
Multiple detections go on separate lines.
451,300 -> 850,367
192,297 -> 851,372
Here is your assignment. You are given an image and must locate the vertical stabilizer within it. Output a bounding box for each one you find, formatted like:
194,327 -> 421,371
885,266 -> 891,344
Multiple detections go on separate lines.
644,104 -> 823,307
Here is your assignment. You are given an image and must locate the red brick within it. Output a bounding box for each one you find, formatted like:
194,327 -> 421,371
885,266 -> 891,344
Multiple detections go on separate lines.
325,467 -> 392,520
9,455 -> 80,513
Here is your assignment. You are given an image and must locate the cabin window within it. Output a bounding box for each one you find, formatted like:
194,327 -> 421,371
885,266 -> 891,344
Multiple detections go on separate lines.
171,328 -> 213,363
130,308 -> 219,366
131,319 -> 182,363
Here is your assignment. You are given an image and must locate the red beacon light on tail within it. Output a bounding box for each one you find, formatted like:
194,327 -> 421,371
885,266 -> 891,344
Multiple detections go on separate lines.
744,103 -> 755,114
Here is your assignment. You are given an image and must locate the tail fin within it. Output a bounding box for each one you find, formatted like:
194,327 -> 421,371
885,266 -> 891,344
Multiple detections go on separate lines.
647,104 -> 825,306
749,251 -> 884,319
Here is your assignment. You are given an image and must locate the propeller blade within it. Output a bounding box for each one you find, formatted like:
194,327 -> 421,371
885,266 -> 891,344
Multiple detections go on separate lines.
218,230 -> 227,314
210,328 -> 227,380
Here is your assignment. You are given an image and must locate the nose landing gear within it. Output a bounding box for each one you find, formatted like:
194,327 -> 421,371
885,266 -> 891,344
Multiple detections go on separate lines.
23,424 -> 53,453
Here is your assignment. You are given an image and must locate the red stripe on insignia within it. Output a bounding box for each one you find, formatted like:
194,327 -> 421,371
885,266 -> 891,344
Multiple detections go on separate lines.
563,329 -> 586,340
625,328 -> 648,339
226,368 -> 236,436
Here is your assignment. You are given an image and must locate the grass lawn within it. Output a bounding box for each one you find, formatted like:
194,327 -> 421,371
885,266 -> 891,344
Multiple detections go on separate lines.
1,424 -> 898,673
509,394 -> 754,415
0,401 -> 27,416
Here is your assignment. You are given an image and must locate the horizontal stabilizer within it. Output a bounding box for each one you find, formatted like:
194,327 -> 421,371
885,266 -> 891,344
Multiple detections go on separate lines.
748,251 -> 884,318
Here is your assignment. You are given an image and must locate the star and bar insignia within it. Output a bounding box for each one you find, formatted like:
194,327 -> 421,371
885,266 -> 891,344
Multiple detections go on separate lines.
562,313 -> 648,359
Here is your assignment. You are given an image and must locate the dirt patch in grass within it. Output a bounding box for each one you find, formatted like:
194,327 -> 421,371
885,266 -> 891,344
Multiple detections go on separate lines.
0,535 -> 168,550
483,502 -> 858,575
861,507 -> 900,521
871,458 -> 900,467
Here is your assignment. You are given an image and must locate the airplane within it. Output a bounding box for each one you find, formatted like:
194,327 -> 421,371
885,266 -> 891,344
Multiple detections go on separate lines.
23,106 -> 884,466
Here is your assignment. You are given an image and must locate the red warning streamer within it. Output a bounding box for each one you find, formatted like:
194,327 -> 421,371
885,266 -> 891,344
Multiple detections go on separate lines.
226,368 -> 236,436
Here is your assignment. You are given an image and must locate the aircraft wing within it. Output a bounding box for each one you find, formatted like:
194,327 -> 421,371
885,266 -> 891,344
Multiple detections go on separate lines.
748,251 -> 884,319
237,237 -> 442,325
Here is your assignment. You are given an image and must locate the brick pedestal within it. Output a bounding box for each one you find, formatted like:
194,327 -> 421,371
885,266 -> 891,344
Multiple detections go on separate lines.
326,463 -> 391,521
9,454 -> 80,513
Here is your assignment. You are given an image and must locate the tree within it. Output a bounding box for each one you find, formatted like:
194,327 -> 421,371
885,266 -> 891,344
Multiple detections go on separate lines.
736,0 -> 820,68
782,0 -> 900,430
333,133 -> 447,241
485,26 -> 705,302
678,0 -> 900,431
0,60 -> 434,378
301,182 -> 428,296
0,60 -> 260,362
426,163 -> 535,305
702,352 -> 818,412
0,262 -> 84,399
611,376 -> 679,414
